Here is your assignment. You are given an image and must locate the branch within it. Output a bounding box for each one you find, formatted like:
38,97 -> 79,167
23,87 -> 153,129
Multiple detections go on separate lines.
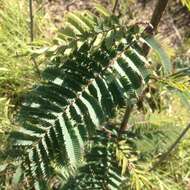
143,0 -> 169,56
150,123 -> 190,171
150,0 -> 169,31
112,0 -> 119,14
119,103 -> 134,133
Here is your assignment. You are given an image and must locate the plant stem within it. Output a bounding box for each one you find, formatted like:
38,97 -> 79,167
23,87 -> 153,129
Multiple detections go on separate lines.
29,0 -> 41,78
143,0 -> 169,56
150,0 -> 169,31
29,0 -> 34,42
119,104 -> 134,133
150,123 -> 190,171
112,0 -> 119,14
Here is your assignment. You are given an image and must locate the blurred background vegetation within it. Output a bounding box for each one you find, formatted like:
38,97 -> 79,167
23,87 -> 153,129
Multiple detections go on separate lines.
0,0 -> 190,189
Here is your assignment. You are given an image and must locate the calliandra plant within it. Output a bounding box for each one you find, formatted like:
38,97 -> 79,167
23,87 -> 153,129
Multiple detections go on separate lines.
8,0 -> 190,189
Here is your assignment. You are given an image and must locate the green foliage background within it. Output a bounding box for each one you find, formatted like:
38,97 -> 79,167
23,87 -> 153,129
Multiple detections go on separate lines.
0,0 -> 190,190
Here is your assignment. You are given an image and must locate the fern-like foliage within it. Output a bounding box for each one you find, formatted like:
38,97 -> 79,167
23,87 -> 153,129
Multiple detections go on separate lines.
60,119 -> 180,190
11,6 -> 154,186
62,125 -> 124,190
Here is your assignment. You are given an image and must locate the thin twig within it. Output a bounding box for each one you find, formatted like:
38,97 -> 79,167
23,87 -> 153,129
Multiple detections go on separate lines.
112,0 -> 119,14
29,0 -> 41,77
150,123 -> 190,171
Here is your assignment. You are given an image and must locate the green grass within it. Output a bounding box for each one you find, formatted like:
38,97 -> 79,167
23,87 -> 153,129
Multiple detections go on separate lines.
0,1 -> 53,188
0,0 -> 53,158
0,0 -> 34,155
